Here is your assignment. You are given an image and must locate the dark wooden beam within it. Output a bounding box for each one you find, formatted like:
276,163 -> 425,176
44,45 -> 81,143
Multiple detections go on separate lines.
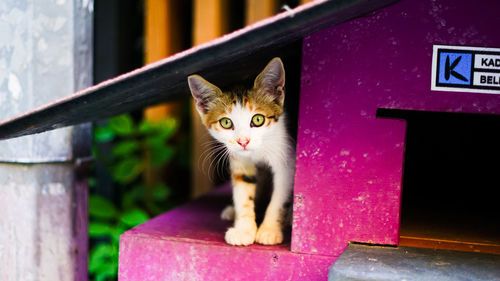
0,0 -> 398,140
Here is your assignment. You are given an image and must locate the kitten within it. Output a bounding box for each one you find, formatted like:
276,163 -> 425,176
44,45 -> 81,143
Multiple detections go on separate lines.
188,58 -> 295,246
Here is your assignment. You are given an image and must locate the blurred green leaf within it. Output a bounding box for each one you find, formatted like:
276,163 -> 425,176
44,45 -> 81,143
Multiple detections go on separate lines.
89,195 -> 118,219
144,135 -> 163,147
150,144 -> 174,167
122,185 -> 144,209
138,120 -> 156,134
94,126 -> 115,142
120,209 -> 149,227
89,244 -> 114,272
88,177 -> 96,188
90,112 -> 184,281
109,114 -> 134,136
153,183 -> 171,201
95,266 -> 117,281
89,222 -> 113,237
157,118 -> 177,140
89,258 -> 106,274
91,260 -> 117,281
112,140 -> 139,156
111,225 -> 127,244
112,157 -> 143,183
139,118 -> 177,139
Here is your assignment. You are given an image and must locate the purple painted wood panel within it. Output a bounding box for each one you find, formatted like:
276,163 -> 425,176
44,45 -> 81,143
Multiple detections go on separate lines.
292,0 -> 500,256
119,186 -> 335,280
120,235 -> 333,281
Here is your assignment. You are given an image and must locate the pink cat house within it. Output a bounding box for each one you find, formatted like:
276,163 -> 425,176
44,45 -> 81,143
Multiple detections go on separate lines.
1,0 -> 499,280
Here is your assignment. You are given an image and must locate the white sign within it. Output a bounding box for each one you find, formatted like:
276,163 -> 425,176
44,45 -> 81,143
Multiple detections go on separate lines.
431,45 -> 500,94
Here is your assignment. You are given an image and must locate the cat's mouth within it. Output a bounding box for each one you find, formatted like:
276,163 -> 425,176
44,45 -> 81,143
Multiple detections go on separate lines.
233,145 -> 250,152
234,148 -> 252,155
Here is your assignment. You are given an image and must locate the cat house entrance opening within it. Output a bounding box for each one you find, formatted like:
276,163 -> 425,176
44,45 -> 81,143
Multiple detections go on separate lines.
379,109 -> 500,255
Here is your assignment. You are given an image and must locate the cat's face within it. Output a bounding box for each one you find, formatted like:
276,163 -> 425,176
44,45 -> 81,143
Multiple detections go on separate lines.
204,95 -> 277,157
188,58 -> 285,157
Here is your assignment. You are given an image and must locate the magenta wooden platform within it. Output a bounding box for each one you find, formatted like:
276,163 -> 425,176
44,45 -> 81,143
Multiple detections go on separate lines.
292,0 -> 500,257
119,186 -> 334,281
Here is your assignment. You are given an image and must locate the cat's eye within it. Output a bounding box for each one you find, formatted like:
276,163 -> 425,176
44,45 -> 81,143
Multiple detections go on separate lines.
219,117 -> 233,129
251,114 -> 265,127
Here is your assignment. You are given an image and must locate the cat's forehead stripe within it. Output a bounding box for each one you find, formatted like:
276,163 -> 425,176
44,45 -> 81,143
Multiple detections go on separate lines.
201,87 -> 283,127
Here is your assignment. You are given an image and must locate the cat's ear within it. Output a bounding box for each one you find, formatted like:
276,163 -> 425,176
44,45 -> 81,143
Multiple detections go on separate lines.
254,57 -> 285,106
188,75 -> 222,115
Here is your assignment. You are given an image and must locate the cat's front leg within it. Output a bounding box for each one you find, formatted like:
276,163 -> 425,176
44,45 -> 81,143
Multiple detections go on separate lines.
225,159 -> 258,246
256,159 -> 294,245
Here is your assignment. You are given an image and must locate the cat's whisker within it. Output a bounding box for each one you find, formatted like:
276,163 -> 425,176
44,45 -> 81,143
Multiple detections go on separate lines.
200,140 -> 220,149
222,149 -> 231,179
214,152 -> 223,181
204,150 -> 220,183
215,147 -> 227,172
209,149 -> 222,181
199,145 -> 223,173
214,148 -> 229,182
207,146 -> 228,182
200,145 -> 226,175
199,144 -> 222,162
223,150 -> 231,175
198,149 -> 213,175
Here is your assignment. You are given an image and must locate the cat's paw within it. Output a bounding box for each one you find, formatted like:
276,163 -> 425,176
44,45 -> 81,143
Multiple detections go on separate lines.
255,225 -> 283,245
220,205 -> 235,221
225,226 -> 257,246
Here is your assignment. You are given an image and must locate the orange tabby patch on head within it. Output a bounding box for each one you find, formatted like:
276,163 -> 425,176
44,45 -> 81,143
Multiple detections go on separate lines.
249,89 -> 283,119
203,105 -> 229,127
245,102 -> 255,112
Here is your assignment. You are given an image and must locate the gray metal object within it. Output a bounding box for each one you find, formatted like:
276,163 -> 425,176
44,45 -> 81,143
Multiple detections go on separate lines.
329,244 -> 500,281
0,0 -> 92,162
0,0 -> 92,280
0,164 -> 88,281
0,0 -> 398,140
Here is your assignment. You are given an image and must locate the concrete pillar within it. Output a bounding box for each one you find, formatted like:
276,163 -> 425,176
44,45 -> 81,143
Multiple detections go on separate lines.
0,0 -> 93,280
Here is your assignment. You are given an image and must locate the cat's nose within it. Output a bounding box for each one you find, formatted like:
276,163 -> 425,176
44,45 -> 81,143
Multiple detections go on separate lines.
237,138 -> 250,149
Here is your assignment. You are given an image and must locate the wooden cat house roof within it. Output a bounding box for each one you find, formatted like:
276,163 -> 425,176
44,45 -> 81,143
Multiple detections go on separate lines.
0,0 -> 397,140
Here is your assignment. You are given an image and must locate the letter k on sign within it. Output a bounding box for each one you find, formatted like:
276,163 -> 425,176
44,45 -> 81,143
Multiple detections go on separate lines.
436,51 -> 472,86
445,55 -> 468,82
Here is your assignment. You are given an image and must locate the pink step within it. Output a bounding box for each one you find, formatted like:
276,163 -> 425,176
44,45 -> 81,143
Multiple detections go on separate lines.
119,185 -> 335,281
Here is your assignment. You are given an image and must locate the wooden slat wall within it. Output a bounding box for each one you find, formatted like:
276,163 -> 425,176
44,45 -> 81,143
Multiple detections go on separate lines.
144,0 -> 182,121
193,0 -> 229,46
246,0 -> 278,25
191,0 -> 231,198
